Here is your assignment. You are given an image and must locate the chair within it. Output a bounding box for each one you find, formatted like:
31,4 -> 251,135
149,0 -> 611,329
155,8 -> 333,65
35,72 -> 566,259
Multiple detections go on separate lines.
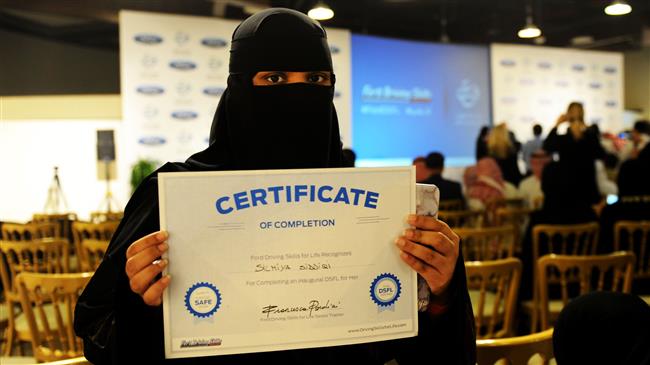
16,272 -> 92,362
466,258 -> 522,338
614,221 -> 650,303
456,225 -> 516,261
476,328 -> 554,365
32,213 -> 78,244
537,252 -> 635,331
438,210 -> 484,228
89,211 -> 123,223
438,199 -> 465,211
71,221 -> 118,272
80,239 -> 110,271
1,222 -> 59,241
0,240 -> 70,355
525,222 -> 599,332
495,207 -> 534,254
39,357 -> 91,365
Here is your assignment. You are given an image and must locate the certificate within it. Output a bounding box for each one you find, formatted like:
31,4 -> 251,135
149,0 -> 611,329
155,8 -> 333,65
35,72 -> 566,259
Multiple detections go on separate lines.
159,167 -> 418,359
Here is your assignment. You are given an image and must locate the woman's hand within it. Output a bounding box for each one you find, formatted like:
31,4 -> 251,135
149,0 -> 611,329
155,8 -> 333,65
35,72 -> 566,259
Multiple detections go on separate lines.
556,113 -> 568,127
395,215 -> 460,303
125,231 -> 171,306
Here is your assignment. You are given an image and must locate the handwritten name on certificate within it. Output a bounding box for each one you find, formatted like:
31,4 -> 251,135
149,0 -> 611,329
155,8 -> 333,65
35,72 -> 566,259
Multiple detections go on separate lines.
159,167 -> 418,359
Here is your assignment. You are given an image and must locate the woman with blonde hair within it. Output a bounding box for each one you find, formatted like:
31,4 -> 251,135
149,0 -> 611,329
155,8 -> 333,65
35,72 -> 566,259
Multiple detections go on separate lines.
487,122 -> 522,186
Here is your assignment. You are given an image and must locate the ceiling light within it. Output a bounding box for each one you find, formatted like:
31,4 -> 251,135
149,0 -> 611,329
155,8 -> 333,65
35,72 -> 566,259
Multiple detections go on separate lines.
605,1 -> 632,16
518,17 -> 542,39
308,3 -> 334,20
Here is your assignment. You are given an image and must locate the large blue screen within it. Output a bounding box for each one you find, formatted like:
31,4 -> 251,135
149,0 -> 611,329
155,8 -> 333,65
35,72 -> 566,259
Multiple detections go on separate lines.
351,34 -> 490,166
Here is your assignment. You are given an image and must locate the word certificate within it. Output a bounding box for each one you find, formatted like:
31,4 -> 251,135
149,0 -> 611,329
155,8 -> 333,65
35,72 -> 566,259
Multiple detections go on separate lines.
159,167 -> 418,359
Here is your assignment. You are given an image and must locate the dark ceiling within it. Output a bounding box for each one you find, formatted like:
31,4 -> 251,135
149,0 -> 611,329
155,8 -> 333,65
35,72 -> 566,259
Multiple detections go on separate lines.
1,0 -> 649,51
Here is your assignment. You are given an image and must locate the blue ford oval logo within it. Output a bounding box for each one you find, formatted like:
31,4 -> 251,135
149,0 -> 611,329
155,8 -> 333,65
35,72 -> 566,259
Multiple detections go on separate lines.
572,64 -> 585,72
500,59 -> 516,67
589,82 -> 602,89
604,66 -> 617,74
171,111 -> 198,120
201,37 -> 228,48
134,34 -> 163,45
329,45 -> 341,54
136,85 -> 165,95
138,136 -> 166,146
203,87 -> 225,97
169,60 -> 197,70
605,100 -> 617,107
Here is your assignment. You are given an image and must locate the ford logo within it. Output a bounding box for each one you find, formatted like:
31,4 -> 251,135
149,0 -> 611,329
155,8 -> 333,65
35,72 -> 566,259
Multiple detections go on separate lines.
572,64 -> 585,72
329,45 -> 341,54
134,33 -> 163,44
605,100 -> 617,107
589,82 -> 602,89
537,61 -> 552,69
138,136 -> 166,146
171,111 -> 198,120
604,66 -> 617,74
136,85 -> 165,95
201,37 -> 228,48
203,87 -> 225,97
169,60 -> 197,70
334,91 -> 342,98
500,59 -> 516,67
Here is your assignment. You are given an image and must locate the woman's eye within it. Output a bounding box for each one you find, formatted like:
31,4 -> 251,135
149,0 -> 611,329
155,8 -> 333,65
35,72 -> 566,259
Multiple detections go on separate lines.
308,73 -> 327,84
265,74 -> 286,84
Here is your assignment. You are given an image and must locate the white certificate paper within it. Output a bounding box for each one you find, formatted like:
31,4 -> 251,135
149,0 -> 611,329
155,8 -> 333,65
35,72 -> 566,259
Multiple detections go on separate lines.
159,167 -> 418,359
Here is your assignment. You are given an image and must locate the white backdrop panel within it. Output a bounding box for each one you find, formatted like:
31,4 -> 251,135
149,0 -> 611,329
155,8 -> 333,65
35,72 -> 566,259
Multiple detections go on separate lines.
491,43 -> 624,141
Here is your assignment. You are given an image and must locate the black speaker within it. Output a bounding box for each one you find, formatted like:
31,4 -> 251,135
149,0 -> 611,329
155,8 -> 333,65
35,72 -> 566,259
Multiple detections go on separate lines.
97,130 -> 116,161
97,130 -> 116,180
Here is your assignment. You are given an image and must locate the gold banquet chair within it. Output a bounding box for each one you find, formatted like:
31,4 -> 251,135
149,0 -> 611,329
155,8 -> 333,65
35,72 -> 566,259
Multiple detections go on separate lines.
524,222 -> 599,333
80,239 -> 110,271
32,213 -> 78,243
1,222 -> 59,242
438,199 -> 465,211
456,225 -> 516,261
0,239 -> 70,355
16,272 -> 92,362
466,258 -> 522,339
476,328 -> 554,365
614,220 -> 650,304
71,221 -> 118,272
495,207 -> 535,254
89,211 -> 123,223
438,209 -> 484,228
537,252 -> 635,331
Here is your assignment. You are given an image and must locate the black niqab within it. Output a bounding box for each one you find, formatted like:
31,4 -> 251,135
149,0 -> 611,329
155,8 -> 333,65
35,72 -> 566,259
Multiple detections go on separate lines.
190,7 -> 341,170
74,8 -> 475,365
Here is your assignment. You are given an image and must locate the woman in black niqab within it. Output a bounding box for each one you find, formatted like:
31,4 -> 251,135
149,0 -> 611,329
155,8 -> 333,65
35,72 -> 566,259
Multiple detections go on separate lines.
74,8 -> 475,365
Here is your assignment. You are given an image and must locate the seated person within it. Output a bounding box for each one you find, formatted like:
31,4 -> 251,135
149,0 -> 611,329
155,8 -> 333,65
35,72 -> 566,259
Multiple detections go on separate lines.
518,150 -> 550,209
553,291 -> 650,365
420,152 -> 464,204
413,156 -> 431,183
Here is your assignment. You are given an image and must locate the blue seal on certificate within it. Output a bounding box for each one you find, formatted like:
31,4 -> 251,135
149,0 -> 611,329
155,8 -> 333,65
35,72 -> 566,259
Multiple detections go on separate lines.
184,282 -> 221,318
369,273 -> 402,311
